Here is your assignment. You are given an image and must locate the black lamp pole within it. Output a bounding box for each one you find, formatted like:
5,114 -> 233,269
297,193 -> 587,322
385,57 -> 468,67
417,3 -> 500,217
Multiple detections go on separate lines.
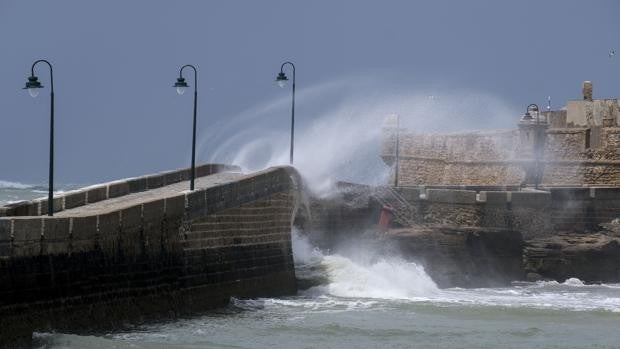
275,61 -> 296,165
524,103 -> 541,189
394,115 -> 400,187
173,65 -> 198,191
24,60 -> 54,216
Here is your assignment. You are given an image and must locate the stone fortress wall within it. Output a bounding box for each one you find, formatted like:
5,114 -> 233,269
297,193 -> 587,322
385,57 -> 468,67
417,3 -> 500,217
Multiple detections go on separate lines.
382,81 -> 620,186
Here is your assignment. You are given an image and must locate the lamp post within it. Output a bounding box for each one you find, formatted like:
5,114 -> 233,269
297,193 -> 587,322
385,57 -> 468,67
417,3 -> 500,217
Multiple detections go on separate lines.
173,64 -> 198,191
394,114 -> 400,187
523,103 -> 541,189
275,61 -> 296,165
23,60 -> 55,216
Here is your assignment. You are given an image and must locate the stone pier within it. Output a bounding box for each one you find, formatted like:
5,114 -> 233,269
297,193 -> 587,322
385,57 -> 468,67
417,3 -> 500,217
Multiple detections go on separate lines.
0,164 -> 301,345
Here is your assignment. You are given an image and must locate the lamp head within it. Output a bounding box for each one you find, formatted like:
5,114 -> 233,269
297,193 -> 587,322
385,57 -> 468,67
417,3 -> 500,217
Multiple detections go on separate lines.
23,75 -> 43,98
173,77 -> 189,95
276,72 -> 288,88
523,104 -> 539,120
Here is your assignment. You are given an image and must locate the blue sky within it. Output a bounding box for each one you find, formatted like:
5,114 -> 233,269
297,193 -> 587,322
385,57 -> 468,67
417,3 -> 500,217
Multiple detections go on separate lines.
0,0 -> 618,184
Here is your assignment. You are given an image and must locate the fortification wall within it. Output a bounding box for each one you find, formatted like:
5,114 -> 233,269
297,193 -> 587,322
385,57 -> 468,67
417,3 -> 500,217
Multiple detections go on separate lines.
383,129 -> 527,185
0,166 -> 299,344
383,125 -> 620,186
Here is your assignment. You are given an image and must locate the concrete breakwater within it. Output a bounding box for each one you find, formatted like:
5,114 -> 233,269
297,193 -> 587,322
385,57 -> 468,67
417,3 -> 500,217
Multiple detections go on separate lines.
0,164 -> 301,345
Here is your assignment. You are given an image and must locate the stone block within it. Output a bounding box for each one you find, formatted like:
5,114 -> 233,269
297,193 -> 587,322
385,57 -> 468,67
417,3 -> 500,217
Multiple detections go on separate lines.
146,174 -> 165,189
97,211 -> 120,256
195,164 -> 213,177
120,205 -> 142,231
0,207 -> 15,217
163,171 -> 181,185
480,191 -> 509,206
11,202 -> 37,216
12,218 -> 42,242
98,211 -> 120,236
71,216 -> 98,241
108,181 -> 130,198
0,219 -> 11,238
86,185 -> 107,204
178,168 -> 191,181
186,190 -> 206,219
41,217 -> 70,255
37,197 -> 63,215
397,187 -> 423,202
142,199 -> 165,225
550,188 -> 591,201
511,191 -> 551,209
41,217 -> 70,241
127,176 -> 147,193
165,195 -> 186,219
592,187 -> 620,200
63,191 -> 87,209
12,218 -> 42,257
237,178 -> 255,204
426,189 -> 476,204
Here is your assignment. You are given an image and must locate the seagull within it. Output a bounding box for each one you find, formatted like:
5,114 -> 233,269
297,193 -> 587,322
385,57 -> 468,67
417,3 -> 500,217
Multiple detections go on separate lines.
610,50 -> 615,58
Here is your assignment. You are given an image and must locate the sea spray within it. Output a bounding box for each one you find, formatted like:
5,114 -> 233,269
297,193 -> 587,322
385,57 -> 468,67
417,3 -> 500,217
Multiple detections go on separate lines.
292,230 -> 439,299
202,77 -> 519,196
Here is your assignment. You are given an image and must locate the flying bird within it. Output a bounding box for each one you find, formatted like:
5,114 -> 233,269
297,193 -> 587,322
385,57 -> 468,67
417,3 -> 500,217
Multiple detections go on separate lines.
610,50 -> 615,58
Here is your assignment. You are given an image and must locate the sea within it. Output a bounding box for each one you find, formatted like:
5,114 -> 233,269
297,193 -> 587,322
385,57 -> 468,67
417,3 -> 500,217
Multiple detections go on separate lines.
2,184 -> 620,349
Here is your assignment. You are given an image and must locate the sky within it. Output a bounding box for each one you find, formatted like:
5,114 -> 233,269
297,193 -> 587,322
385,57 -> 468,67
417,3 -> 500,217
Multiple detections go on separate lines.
0,0 -> 618,184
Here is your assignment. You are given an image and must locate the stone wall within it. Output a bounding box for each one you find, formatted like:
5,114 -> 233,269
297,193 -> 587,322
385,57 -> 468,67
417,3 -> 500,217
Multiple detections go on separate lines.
383,125 -> 620,186
0,166 -> 300,344
0,163 -> 238,217
382,128 -> 529,186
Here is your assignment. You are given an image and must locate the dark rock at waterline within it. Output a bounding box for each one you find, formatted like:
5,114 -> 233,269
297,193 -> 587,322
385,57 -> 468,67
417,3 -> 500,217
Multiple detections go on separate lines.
374,226 -> 525,288
524,233 -> 620,283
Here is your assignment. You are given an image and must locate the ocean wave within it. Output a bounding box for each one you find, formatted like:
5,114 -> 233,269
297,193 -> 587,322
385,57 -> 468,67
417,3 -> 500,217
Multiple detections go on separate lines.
0,180 -> 33,189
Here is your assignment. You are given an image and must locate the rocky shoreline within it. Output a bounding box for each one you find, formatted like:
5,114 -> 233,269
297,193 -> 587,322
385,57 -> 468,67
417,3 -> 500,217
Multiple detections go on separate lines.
301,187 -> 620,287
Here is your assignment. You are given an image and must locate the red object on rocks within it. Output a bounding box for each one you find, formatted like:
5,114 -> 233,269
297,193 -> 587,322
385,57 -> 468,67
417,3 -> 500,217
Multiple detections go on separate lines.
378,204 -> 394,229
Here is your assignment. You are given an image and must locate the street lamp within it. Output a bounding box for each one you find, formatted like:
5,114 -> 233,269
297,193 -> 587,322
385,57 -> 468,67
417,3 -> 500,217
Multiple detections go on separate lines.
275,61 -> 296,165
523,104 -> 541,188
23,59 -> 55,216
173,64 -> 199,191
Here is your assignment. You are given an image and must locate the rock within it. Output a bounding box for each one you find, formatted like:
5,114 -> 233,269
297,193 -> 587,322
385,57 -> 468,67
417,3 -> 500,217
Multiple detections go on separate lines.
524,233 -> 620,283
525,272 -> 543,282
374,226 -> 524,288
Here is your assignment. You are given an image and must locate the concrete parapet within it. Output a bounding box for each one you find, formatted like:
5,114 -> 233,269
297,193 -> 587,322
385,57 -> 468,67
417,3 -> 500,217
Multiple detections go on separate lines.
479,191 -> 510,206
397,187 -> 423,202
511,191 -> 550,209
426,189 -> 477,204
0,163 -> 241,218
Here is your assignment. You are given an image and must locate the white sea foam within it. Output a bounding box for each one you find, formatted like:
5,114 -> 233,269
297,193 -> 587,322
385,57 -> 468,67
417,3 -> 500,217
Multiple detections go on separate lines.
289,230 -> 620,313
0,180 -> 32,189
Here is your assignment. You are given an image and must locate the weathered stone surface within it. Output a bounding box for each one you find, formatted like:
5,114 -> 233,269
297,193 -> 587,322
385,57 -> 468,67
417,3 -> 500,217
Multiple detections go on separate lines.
524,232 -> 620,283
376,227 -> 524,288
86,185 -> 107,203
0,166 -> 298,346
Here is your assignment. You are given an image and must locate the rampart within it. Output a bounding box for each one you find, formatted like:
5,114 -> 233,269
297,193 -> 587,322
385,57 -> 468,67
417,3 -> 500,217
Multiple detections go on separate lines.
381,82 -> 620,187
0,165 -> 301,344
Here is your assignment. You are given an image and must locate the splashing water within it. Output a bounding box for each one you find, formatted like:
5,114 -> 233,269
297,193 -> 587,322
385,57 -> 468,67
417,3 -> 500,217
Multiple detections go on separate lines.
290,230 -> 620,313
199,77 -> 520,196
